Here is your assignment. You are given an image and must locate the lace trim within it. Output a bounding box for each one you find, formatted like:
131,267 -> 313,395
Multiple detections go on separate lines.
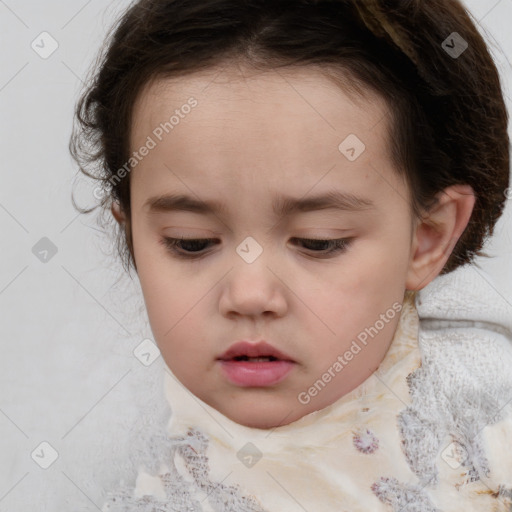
102,428 -> 269,512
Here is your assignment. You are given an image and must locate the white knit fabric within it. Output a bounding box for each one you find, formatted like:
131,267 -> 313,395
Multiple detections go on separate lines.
101,263 -> 512,511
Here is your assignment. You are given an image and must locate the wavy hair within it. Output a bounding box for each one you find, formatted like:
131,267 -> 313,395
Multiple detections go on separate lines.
69,0 -> 510,276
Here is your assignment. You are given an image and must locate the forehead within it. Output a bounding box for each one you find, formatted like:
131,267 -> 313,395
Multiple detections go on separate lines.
132,64 -> 388,142
128,64 -> 401,215
132,63 -> 388,136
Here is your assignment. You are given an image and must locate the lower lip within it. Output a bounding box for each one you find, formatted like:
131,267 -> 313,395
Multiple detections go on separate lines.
218,359 -> 295,387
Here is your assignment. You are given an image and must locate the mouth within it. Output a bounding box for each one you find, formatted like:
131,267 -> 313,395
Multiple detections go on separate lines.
229,355 -> 280,362
217,341 -> 295,387
217,340 -> 295,362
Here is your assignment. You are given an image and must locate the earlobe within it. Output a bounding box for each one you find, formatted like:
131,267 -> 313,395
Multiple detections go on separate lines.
405,184 -> 476,291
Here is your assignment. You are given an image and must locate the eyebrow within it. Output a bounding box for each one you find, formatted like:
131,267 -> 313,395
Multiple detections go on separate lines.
144,190 -> 375,217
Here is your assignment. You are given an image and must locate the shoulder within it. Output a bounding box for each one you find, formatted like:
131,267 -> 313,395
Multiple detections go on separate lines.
415,263 -> 512,338
410,263 -> 512,494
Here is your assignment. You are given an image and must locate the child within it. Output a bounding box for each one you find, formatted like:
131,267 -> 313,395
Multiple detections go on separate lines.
69,0 -> 512,510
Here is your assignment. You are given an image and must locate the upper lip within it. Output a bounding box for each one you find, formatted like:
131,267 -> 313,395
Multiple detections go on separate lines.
217,341 -> 295,362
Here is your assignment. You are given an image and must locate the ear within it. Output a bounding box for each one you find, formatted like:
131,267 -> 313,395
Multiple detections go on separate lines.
405,184 -> 476,291
111,200 -> 126,225
111,200 -> 137,272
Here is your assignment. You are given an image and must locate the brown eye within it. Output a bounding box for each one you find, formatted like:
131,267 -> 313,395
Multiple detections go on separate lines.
290,237 -> 352,256
160,237 -> 217,258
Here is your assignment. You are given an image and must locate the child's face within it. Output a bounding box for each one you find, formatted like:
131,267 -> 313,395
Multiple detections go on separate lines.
127,64 -> 420,429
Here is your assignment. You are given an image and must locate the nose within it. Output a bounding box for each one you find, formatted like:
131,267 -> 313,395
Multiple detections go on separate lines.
218,261 -> 288,319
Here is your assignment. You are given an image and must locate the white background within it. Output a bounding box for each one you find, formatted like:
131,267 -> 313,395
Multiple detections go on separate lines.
0,0 -> 511,510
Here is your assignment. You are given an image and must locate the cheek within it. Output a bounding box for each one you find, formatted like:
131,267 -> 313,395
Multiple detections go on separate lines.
348,226 -> 411,284
139,274 -> 211,385
140,270 -> 201,341
135,259 -> 212,363
305,237 -> 408,340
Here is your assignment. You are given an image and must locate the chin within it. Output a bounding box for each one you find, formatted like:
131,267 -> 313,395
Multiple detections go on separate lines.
223,402 -> 302,430
233,414 -> 283,430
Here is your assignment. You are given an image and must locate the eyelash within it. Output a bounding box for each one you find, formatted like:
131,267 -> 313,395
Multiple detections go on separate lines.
159,236 -> 352,259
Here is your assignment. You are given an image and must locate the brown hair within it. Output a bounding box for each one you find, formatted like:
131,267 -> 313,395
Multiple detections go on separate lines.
69,0 -> 510,278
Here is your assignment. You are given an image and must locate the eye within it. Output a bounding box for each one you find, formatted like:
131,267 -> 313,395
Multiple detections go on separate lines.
159,236 -> 352,259
290,237 -> 352,257
159,236 -> 218,258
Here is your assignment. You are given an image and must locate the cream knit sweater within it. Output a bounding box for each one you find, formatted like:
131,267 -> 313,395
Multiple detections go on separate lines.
102,264 -> 512,511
